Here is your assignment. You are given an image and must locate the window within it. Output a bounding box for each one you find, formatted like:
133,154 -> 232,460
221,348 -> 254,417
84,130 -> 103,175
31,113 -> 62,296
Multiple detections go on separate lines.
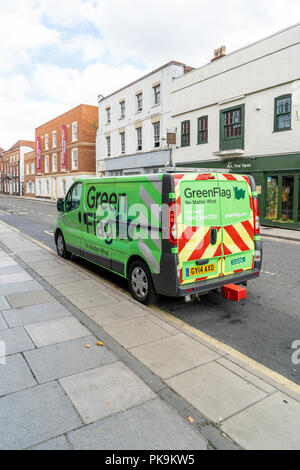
220,105 -> 245,151
153,122 -> 160,148
72,149 -> 78,170
137,127 -> 142,151
62,179 -> 66,196
38,180 -> 41,195
106,108 -> 111,124
45,134 -> 49,150
120,101 -> 125,119
45,155 -> 49,173
52,154 -> 57,173
52,131 -> 57,148
26,164 -> 29,176
106,137 -> 111,157
137,93 -> 143,112
153,85 -> 161,105
65,183 -> 82,213
46,180 -> 50,195
31,163 -> 35,175
274,95 -> 292,132
72,122 -> 78,142
198,116 -> 208,144
181,121 -> 190,147
120,132 -> 126,154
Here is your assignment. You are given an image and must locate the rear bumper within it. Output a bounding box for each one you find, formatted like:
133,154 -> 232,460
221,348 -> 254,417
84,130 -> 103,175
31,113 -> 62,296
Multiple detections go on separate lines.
177,268 -> 260,298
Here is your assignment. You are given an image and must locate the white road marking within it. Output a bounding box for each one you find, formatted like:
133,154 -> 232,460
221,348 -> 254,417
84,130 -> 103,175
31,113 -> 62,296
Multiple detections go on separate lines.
262,271 -> 276,276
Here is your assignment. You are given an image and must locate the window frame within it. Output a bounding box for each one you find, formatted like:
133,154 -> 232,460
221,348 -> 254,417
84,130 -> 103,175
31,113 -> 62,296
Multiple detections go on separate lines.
274,94 -> 292,133
219,104 -> 245,151
153,85 -> 161,105
45,155 -> 49,174
52,154 -> 57,173
71,148 -> 78,170
45,134 -> 49,151
137,93 -> 143,112
120,101 -> 126,119
120,132 -> 126,155
106,108 -> 111,124
52,131 -> 57,148
197,116 -> 208,145
137,127 -> 143,151
106,136 -> 111,157
181,120 -> 191,147
72,122 -> 78,142
153,122 -> 161,148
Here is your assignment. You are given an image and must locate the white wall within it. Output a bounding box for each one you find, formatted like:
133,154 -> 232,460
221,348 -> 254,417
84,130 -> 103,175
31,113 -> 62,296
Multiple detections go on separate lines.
172,24 -> 300,164
96,63 -> 186,174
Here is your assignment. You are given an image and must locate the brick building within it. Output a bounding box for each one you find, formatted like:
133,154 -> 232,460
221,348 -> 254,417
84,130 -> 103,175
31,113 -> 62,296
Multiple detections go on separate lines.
35,104 -> 98,200
0,141 -> 35,195
24,150 -> 36,197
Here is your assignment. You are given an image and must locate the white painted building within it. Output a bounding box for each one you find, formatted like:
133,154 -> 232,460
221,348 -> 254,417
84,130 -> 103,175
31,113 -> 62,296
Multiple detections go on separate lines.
171,23 -> 300,230
96,61 -> 194,176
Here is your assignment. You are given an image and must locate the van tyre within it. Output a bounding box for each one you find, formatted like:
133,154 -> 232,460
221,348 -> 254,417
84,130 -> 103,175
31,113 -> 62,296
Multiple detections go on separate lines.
128,261 -> 157,305
56,232 -> 71,260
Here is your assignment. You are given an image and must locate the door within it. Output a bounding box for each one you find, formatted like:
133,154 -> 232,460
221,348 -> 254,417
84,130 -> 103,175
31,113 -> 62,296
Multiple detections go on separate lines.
176,173 -> 223,286
218,174 -> 255,276
62,182 -> 83,255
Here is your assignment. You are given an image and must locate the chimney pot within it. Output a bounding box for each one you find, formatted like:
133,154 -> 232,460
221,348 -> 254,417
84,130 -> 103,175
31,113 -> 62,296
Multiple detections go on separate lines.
211,45 -> 226,62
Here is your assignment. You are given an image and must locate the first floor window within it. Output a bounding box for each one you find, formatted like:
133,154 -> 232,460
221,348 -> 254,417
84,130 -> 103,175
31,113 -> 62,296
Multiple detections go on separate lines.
72,149 -> 78,170
45,155 -> 49,173
137,127 -> 142,151
198,116 -> 208,144
26,164 -> 29,175
220,105 -> 244,150
52,154 -> 57,173
137,93 -> 143,112
106,108 -> 111,124
274,95 -> 291,132
153,122 -> 160,148
120,133 -> 126,154
106,137 -> 111,157
45,134 -> 49,150
52,131 -> 57,148
181,121 -> 190,147
31,162 -> 35,175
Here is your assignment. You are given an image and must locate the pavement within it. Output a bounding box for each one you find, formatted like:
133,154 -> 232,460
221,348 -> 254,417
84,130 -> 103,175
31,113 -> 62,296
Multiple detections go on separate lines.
261,226 -> 300,242
0,221 -> 300,450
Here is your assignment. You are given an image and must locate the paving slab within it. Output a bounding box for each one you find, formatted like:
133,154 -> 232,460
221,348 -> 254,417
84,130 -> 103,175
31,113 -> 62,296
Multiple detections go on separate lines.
55,279 -> 106,296
0,280 -> 43,296
2,302 -> 71,328
66,291 -> 120,310
25,336 -> 117,384
0,313 -> 7,330
217,357 -> 277,395
0,354 -> 37,396
17,251 -> 55,262
68,398 -> 207,450
83,300 -> 147,326
0,327 -> 35,357
166,361 -> 267,423
32,264 -> 77,276
25,317 -> 91,348
30,436 -> 71,450
42,272 -> 89,285
104,316 -> 172,349
5,290 -> 56,309
0,382 -> 82,450
0,265 -> 24,275
0,296 -> 10,310
0,259 -> 19,268
131,334 -> 221,380
222,392 -> 300,450
59,362 -> 155,424
0,272 -> 32,284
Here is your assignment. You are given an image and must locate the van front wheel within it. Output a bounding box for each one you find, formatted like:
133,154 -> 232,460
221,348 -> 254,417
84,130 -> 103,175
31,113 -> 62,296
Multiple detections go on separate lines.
56,232 -> 71,260
128,261 -> 157,305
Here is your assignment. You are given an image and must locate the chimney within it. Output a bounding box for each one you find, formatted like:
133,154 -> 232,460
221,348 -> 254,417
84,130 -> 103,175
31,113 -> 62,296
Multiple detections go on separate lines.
211,45 -> 226,62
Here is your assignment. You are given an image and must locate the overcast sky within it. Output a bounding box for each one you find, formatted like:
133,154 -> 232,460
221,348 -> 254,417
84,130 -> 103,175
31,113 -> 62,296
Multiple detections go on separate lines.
0,0 -> 300,149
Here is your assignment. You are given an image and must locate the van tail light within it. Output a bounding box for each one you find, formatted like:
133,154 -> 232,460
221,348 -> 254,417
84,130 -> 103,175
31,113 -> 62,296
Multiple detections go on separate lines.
253,197 -> 260,235
169,203 -> 177,246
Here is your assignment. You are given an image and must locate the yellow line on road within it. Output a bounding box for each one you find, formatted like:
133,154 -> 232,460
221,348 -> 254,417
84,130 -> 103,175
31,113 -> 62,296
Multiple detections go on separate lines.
150,304 -> 300,397
0,220 -> 56,254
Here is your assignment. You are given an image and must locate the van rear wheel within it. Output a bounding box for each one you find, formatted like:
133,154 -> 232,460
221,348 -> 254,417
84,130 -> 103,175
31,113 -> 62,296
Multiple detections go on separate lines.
128,261 -> 157,305
56,232 -> 71,260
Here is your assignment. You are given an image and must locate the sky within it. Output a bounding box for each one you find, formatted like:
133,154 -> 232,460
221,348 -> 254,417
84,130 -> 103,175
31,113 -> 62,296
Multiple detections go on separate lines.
0,0 -> 300,150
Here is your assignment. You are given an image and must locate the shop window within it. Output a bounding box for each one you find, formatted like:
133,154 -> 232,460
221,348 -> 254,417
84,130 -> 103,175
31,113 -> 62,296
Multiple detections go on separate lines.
274,95 -> 291,132
220,105 -> 245,151
281,176 -> 294,222
266,176 -> 278,220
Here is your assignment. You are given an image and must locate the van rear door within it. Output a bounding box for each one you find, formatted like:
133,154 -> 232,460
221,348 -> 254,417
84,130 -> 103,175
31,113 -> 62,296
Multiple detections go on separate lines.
217,174 -> 255,276
175,173 -> 223,286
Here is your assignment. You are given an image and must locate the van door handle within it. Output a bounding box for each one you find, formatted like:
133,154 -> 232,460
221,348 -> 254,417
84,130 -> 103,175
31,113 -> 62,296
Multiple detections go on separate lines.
210,228 -> 217,245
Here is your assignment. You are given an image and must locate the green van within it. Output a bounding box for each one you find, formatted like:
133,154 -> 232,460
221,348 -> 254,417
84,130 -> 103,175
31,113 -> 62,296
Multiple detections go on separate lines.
55,171 -> 262,304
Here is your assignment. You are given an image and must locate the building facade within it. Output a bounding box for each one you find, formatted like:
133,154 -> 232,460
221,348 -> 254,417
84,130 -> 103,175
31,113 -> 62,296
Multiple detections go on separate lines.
35,104 -> 98,200
96,62 -> 194,176
171,24 -> 300,230
0,141 -> 35,196
24,150 -> 36,197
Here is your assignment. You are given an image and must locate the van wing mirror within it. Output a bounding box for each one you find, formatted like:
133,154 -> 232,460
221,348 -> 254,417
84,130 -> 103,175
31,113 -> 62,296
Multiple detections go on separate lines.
57,198 -> 65,213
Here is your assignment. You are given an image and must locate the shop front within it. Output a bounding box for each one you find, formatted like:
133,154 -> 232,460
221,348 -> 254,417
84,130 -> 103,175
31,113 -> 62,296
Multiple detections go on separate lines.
182,154 -> 300,231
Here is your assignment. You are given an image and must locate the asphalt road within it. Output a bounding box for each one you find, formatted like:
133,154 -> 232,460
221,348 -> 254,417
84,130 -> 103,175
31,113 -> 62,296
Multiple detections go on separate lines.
0,194 -> 299,385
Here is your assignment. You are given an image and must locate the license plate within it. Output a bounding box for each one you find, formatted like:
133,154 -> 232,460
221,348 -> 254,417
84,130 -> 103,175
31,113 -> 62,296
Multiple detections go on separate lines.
186,264 -> 216,278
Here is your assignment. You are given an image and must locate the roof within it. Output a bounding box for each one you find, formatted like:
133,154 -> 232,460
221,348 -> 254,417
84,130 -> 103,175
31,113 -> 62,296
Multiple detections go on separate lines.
7,140 -> 35,152
35,103 -> 98,131
100,61 -> 194,101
